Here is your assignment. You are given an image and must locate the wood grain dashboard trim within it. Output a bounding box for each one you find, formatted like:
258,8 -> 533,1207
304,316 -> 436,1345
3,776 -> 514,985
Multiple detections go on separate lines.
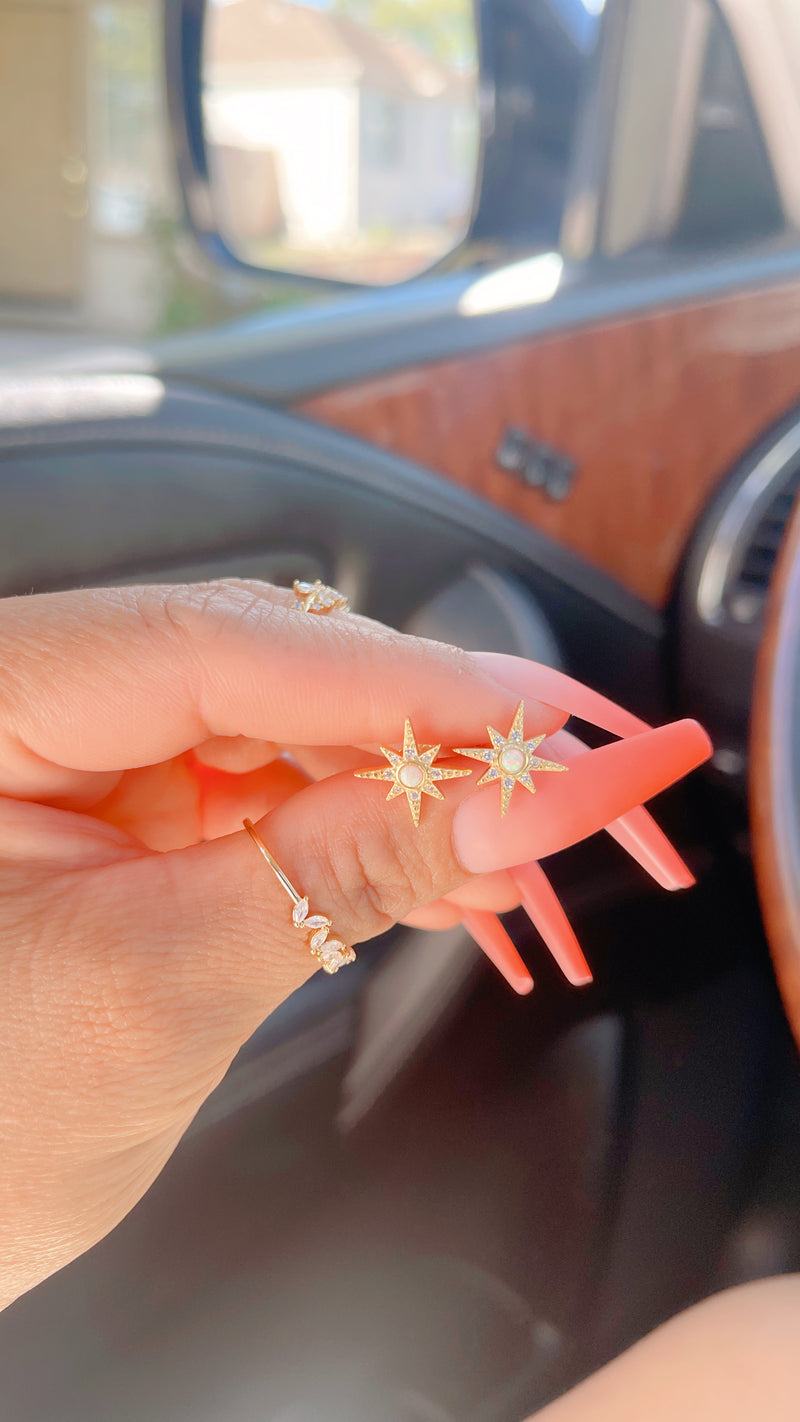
297,280 -> 800,608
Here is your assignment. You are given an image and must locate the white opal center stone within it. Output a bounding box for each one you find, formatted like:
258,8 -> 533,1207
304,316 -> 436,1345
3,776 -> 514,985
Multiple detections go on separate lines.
399,762 -> 425,789
499,745 -> 526,775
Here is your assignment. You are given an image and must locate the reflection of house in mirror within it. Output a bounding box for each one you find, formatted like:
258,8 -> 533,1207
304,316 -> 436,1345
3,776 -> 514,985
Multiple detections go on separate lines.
203,0 -> 478,263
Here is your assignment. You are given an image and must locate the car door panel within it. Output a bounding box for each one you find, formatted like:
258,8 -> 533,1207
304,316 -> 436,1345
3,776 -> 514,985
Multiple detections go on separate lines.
296,276 -> 800,607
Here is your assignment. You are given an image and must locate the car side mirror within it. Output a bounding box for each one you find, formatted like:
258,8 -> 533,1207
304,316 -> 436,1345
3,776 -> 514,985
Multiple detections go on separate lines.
167,0 -> 483,287
167,0 -> 609,291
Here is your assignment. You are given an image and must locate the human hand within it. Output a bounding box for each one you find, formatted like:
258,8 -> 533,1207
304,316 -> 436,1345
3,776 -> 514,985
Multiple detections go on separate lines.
0,581 -> 710,1308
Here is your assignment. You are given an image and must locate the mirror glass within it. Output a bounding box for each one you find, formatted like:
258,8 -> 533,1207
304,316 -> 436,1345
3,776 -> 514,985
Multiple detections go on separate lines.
202,0 -> 481,284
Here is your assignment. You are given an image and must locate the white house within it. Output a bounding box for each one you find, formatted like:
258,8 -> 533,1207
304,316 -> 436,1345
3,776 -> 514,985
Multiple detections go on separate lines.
203,0 -> 478,265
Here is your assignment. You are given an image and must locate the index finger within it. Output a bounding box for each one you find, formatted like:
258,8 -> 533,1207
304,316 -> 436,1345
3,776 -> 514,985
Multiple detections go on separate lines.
0,582 -> 565,798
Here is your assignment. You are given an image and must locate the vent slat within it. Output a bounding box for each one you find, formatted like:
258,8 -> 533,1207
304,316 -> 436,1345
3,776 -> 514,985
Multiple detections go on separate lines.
728,470 -> 800,612
738,568 -> 773,588
745,527 -> 785,555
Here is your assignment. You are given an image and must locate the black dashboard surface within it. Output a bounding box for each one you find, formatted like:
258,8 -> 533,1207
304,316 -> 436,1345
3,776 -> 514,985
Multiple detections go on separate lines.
0,374 -> 662,713
0,372 -> 796,1422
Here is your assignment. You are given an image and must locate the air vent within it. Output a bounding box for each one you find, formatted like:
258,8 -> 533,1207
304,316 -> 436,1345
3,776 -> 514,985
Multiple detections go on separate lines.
727,467 -> 800,625
681,414 -> 800,771
696,418 -> 800,631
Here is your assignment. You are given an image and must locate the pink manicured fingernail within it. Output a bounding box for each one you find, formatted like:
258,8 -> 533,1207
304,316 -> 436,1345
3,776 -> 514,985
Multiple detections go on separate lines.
511,862 -> 593,986
607,806 -> 695,891
548,729 -> 696,891
470,652 -> 650,738
460,909 -> 534,995
453,720 -> 712,874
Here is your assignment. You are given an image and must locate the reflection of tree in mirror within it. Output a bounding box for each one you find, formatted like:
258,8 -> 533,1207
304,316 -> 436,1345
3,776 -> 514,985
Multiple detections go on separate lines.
89,1 -> 317,333
331,0 -> 476,69
148,216 -> 315,338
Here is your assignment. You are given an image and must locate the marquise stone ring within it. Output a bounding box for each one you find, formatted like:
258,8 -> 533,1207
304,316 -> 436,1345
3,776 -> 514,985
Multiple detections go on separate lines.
242,818 -> 356,975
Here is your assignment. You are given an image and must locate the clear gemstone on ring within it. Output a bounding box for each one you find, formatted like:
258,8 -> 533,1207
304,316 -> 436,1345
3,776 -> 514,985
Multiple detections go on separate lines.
320,940 -> 347,972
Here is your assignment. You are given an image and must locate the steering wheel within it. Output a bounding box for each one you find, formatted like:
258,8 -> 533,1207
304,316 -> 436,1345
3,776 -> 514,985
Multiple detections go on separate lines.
752,497 -> 800,1041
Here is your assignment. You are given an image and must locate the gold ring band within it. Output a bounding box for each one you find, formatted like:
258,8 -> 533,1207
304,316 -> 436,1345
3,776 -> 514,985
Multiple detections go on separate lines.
242,818 -> 356,975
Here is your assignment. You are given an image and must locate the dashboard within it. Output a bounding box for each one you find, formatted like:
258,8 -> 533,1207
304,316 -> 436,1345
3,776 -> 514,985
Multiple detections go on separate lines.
1,316 -> 799,1418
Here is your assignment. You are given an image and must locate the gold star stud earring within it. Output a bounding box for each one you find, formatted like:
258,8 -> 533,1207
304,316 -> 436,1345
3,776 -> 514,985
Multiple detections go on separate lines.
354,719 -> 472,827
454,700 -> 567,817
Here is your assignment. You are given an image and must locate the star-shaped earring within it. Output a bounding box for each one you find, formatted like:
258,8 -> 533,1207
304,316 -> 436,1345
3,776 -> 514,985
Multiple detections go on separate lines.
454,700 -> 567,817
354,719 -> 472,826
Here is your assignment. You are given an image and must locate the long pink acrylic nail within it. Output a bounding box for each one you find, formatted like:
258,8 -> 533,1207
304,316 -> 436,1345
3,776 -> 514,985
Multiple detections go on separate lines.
547,729 -> 695,891
460,908 -> 534,995
454,720 -> 712,874
511,861 -> 593,986
470,652 -> 651,738
607,805 -> 695,890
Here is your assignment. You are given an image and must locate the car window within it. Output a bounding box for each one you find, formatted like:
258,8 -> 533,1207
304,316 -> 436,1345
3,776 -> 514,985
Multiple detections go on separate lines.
2,0 -> 799,348
0,0 -> 604,343
595,0 -> 798,261
0,0 -> 308,343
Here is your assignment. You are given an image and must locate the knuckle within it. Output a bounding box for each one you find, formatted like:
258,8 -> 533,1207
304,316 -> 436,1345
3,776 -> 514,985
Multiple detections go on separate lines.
129,579 -> 277,644
311,815 -> 438,941
124,582 -> 190,637
128,581 -> 214,640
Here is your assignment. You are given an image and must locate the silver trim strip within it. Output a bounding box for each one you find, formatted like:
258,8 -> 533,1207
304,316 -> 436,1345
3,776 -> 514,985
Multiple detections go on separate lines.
696,417 -> 800,626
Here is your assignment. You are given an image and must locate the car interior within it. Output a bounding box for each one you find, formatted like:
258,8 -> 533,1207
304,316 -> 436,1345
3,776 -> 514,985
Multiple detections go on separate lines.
1,0 -> 800,1419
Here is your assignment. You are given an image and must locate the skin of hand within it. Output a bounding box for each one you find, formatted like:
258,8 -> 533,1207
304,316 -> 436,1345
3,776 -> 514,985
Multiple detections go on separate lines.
0,581 -> 710,1310
527,1275 -> 800,1422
